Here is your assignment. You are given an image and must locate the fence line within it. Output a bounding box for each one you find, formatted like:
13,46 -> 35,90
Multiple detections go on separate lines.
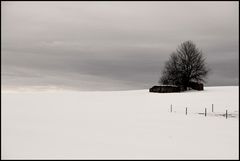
168,104 -> 237,119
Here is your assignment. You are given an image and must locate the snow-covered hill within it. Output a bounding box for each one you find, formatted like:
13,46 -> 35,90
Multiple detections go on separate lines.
1,86 -> 239,159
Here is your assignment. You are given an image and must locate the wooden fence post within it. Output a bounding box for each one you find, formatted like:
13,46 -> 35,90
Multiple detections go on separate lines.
226,110 -> 228,119
205,108 -> 207,117
212,104 -> 214,112
186,107 -> 187,115
170,104 -> 172,113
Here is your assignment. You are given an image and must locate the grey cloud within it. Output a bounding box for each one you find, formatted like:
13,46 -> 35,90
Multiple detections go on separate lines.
2,2 -> 239,90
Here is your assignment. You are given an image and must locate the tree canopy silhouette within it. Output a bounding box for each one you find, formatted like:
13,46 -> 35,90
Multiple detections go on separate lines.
159,41 -> 210,90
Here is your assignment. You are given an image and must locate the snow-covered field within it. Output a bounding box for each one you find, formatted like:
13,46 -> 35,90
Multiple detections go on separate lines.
1,86 -> 239,159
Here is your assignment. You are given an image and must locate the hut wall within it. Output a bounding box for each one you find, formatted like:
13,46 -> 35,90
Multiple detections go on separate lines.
149,86 -> 180,93
189,82 -> 204,90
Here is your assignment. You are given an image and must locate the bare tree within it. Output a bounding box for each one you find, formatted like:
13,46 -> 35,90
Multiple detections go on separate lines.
159,41 -> 210,90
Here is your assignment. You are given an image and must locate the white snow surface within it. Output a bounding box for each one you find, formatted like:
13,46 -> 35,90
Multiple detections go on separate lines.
1,86 -> 239,159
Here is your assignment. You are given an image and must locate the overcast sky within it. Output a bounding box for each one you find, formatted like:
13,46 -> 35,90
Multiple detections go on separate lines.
2,1 -> 239,91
